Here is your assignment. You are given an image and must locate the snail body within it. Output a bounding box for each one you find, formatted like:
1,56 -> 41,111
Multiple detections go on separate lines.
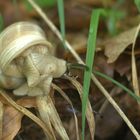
0,69 -> 25,89
0,22 -> 67,96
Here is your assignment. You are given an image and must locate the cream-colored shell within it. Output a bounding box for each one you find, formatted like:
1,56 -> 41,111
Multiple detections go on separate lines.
0,21 -> 67,96
0,22 -> 52,71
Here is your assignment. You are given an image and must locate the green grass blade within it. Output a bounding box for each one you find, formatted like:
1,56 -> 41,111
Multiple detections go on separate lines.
82,10 -> 101,140
57,0 -> 66,49
134,0 -> 140,12
93,70 -> 140,102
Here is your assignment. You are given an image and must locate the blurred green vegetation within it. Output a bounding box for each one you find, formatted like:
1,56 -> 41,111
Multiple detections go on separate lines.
135,0 -> 140,12
0,14 -> 4,32
101,0 -> 126,35
57,0 -> 66,49
24,0 -> 56,11
102,9 -> 126,35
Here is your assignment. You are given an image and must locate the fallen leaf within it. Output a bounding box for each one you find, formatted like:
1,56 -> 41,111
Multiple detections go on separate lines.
0,97 -> 37,140
2,105 -> 23,140
65,75 -> 95,140
104,27 -> 137,63
17,97 -> 37,108
52,83 -> 79,140
95,104 -> 124,140
114,54 -> 131,76
0,91 -> 55,140
37,95 -> 69,140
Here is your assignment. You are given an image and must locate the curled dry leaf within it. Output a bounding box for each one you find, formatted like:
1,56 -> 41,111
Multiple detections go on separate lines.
2,106 -> 23,140
65,75 -> 95,140
52,83 -> 79,140
0,91 -> 55,140
104,27 -> 138,63
17,97 -> 37,108
1,97 -> 37,140
37,95 -> 69,140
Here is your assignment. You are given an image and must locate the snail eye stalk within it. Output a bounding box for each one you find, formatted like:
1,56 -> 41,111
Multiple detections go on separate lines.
66,63 -> 89,72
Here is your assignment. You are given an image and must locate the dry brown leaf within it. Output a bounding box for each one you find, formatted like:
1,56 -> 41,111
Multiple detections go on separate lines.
2,106 -> 23,140
37,95 -> 69,140
104,27 -> 137,63
1,97 -> 39,140
114,54 -> 131,76
65,75 -> 95,140
52,83 -> 79,140
36,96 -> 56,140
17,97 -> 37,108
0,90 -> 55,140
95,104 -> 124,139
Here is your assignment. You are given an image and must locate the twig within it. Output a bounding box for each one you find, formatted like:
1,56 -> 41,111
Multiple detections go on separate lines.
26,0 -> 140,139
98,87 -> 120,114
91,75 -> 140,139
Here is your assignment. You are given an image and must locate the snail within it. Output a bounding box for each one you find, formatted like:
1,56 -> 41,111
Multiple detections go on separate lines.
0,21 -> 67,96
0,21 -> 87,97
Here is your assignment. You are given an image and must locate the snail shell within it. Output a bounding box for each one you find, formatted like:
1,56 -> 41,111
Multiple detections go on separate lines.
0,21 -> 52,71
0,21 -> 66,96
